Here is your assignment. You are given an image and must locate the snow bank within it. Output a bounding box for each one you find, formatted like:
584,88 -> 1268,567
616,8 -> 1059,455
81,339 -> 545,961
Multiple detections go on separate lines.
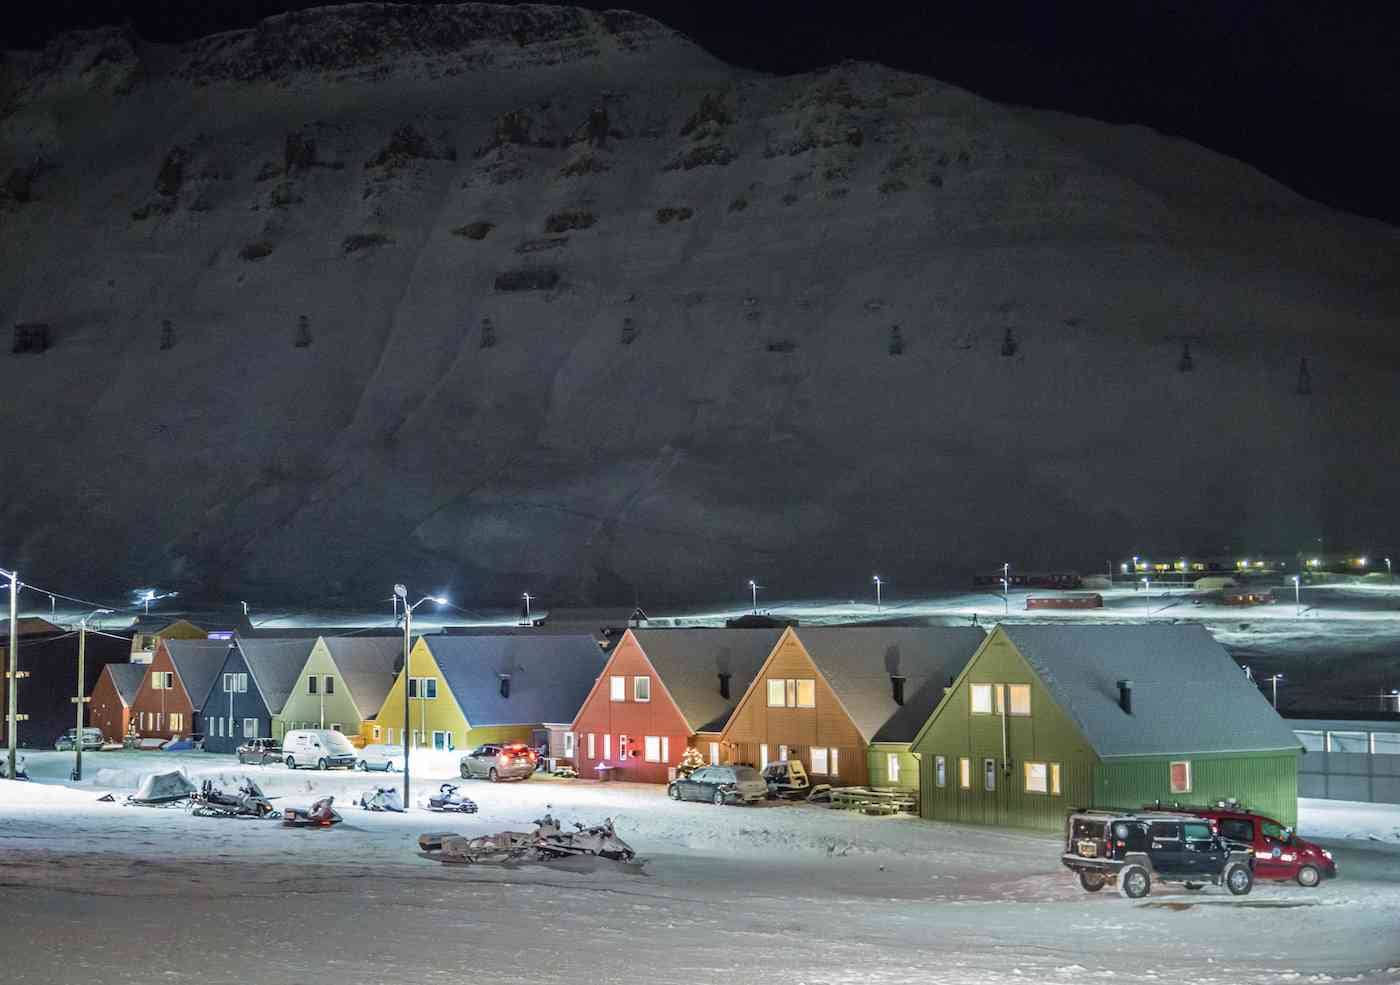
1300,798 -> 1400,844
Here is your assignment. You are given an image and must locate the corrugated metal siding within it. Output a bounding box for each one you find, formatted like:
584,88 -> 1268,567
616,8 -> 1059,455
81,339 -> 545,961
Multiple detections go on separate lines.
1097,751 -> 1299,826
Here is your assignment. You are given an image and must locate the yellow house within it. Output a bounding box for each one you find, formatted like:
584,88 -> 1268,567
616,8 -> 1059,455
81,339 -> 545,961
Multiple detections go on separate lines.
377,634 -> 606,752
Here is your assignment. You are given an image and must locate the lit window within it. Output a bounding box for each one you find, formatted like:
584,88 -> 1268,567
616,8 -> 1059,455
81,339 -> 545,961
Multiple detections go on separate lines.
708,741 -> 719,765
1008,685 -> 1031,716
1050,763 -> 1062,796
372,726 -> 382,740
238,673 -> 248,693
644,736 -> 662,762
935,755 -> 947,787
767,679 -> 816,707
778,744 -> 788,762
970,685 -> 993,714
830,748 -> 839,776
984,758 -> 997,791
244,718 -> 258,738
634,676 -> 650,702
767,679 -> 785,706
587,733 -> 596,759
887,753 -> 901,783
1169,760 -> 1192,794
564,732 -> 575,756
760,744 -> 769,769
959,757 -> 971,789
795,679 -> 815,707
169,713 -> 184,733
662,736 -> 670,762
610,676 -> 626,701
1024,761 -> 1048,794
603,734 -> 611,760
810,747 -> 828,774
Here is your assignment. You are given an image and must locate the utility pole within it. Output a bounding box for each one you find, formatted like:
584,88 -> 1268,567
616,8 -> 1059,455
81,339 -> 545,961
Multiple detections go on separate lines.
1292,575 -> 1302,616
4,568 -> 19,778
1266,673 -> 1283,709
72,609 -> 112,781
397,584 -> 411,808
749,580 -> 759,614
1001,563 -> 1009,617
873,575 -> 882,610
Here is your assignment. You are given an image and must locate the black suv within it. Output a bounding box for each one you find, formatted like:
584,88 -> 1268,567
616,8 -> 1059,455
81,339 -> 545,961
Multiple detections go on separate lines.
1061,810 -> 1254,899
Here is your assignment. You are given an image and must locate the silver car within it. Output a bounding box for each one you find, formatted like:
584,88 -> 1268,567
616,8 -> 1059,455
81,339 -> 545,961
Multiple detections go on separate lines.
55,727 -> 105,751
668,765 -> 768,805
459,743 -> 537,782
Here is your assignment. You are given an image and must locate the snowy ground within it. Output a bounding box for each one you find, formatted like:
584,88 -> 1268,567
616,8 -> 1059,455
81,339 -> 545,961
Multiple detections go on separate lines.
2,751 -> 1399,984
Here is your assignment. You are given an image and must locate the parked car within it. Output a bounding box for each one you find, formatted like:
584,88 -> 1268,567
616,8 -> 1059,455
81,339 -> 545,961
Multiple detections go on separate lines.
762,760 -> 810,798
356,744 -> 403,772
668,765 -> 768,805
282,729 -> 358,770
460,743 -> 536,782
1061,809 -> 1255,899
54,727 -> 105,751
236,737 -> 282,765
1181,804 -> 1336,887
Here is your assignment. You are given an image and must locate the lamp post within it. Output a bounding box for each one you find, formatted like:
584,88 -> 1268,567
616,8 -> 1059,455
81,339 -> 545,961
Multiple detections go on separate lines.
1388,557 -> 1393,581
748,580 -> 759,614
3,567 -> 19,779
873,575 -> 883,610
240,601 -> 249,617
72,609 -> 113,781
521,592 -> 534,626
1001,562 -> 1009,617
1180,559 -> 1188,588
1292,575 -> 1302,616
394,586 -> 445,809
1266,673 -> 1284,709
1142,577 -> 1151,609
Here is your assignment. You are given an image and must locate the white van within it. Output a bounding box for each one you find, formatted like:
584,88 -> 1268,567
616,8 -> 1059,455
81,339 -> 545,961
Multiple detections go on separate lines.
281,729 -> 358,770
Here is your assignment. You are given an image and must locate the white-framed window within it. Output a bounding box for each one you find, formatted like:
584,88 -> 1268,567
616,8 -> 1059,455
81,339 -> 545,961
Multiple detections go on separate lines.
385,728 -> 394,745
760,744 -> 769,769
243,718 -> 258,738
330,723 -> 342,733
830,748 -> 839,776
603,734 -> 611,760
644,736 -> 662,762
1024,761 -> 1049,794
810,747 -> 828,774
935,755 -> 947,787
408,677 -> 437,699
223,673 -> 234,692
662,736 -> 670,762
984,757 -> 997,791
708,741 -> 719,765
970,684 -> 993,714
372,725 -> 382,741
1007,684 -> 1031,716
169,712 -> 184,733
778,744 -> 788,762
959,757 -> 971,789
323,676 -> 334,695
610,676 -> 626,701
564,732 -> 575,756
307,675 -> 318,694
1169,760 -> 1192,794
216,717 -> 223,737
1050,762 -> 1062,796
634,676 -> 651,702
587,733 -> 595,759
887,753 -> 901,783
767,678 -> 816,708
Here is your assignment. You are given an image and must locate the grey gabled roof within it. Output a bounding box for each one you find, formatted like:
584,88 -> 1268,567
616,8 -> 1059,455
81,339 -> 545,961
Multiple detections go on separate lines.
424,635 -> 607,728
630,629 -> 784,733
1000,624 -> 1302,758
321,637 -> 404,719
796,628 -> 987,743
163,638 -> 236,708
236,638 -> 318,716
104,663 -> 147,706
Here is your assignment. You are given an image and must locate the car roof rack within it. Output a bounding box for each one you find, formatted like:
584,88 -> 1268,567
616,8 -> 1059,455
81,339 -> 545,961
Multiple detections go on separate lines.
1142,799 -> 1255,814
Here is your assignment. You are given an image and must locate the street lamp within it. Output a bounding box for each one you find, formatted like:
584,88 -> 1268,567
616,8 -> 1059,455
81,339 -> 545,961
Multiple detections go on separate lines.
1266,673 -> 1284,709
395,585 -> 446,808
2,567 -> 19,779
872,575 -> 882,610
748,580 -> 759,614
520,592 -> 535,626
1180,559 -> 1188,588
1387,557 -> 1393,580
1001,563 -> 1010,617
1292,575 -> 1301,616
1141,577 -> 1151,609
240,601 -> 249,617
71,609 -> 113,781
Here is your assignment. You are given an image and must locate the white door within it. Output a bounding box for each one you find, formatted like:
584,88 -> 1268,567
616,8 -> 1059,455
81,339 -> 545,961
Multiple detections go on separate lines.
709,742 -> 719,765
760,744 -> 768,769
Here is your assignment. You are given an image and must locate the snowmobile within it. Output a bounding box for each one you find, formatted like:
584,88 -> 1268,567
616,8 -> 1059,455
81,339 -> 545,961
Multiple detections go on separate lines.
533,814 -> 636,862
0,756 -> 30,781
127,770 -> 197,806
191,778 -> 279,818
282,796 -> 342,827
358,785 -> 405,812
762,760 -> 811,799
419,815 -> 637,865
426,783 -> 478,813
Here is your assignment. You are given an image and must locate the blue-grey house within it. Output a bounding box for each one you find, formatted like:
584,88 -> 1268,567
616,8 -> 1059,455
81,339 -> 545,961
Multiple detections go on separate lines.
201,639 -> 315,753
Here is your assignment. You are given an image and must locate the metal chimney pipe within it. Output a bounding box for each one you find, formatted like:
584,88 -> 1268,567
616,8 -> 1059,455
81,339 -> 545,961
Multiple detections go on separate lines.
1116,679 -> 1134,715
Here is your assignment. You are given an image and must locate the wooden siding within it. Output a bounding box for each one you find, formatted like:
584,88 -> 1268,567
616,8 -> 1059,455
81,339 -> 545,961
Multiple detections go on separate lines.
720,629 -> 869,786
377,639 -> 471,750
200,647 -> 273,754
867,743 -> 919,790
1097,751 -> 1300,827
88,667 -> 131,743
571,631 -> 693,783
278,639 -> 380,739
128,643 -> 196,740
912,628 -> 1098,830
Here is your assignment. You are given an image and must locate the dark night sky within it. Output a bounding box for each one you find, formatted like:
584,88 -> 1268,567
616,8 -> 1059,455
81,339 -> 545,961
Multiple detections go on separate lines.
6,1 -> 1400,226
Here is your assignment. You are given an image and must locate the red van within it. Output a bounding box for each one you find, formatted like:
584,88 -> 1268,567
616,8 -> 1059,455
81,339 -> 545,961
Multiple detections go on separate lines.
1187,807 -> 1336,887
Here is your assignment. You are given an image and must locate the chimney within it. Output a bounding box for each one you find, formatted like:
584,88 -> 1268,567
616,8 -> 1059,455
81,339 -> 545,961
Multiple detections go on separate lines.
1116,679 -> 1134,715
718,673 -> 732,700
944,674 -> 955,697
891,675 -> 906,706
498,674 -> 511,699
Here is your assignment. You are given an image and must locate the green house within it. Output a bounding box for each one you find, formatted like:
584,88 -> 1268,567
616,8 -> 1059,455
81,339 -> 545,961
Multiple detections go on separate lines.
910,624 -> 1302,831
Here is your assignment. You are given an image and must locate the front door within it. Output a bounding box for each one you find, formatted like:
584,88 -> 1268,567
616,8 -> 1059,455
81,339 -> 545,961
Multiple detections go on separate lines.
1148,821 -> 1185,876
433,731 -> 446,751
1182,821 -> 1224,878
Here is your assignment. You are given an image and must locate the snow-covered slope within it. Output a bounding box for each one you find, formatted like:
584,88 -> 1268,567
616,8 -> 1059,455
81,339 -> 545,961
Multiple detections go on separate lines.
2,4 -> 1398,605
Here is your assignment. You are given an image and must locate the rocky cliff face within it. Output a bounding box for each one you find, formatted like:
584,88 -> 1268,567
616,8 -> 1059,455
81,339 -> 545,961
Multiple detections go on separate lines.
2,4 -> 1398,606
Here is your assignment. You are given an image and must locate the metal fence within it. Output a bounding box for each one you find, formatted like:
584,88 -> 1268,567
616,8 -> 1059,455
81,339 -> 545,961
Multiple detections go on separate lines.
1292,719 -> 1400,804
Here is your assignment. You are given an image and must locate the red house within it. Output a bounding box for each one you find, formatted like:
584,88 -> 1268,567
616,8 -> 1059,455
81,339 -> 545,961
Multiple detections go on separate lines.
571,629 -> 781,783
130,639 -> 230,740
89,664 -> 146,742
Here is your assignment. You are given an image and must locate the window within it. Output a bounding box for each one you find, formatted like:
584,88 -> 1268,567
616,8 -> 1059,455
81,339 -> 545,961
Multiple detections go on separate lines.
330,723 -> 342,733
1183,822 -> 1213,843
778,744 -> 788,762
372,725 -> 382,741
887,753 -> 901,783
644,736 -> 662,762
1169,760 -> 1192,794
243,718 -> 258,738
603,734 -> 611,760
619,734 -> 629,760
610,676 -> 626,701
970,684 -> 993,714
1024,761 -> 1049,793
224,673 -> 234,692
587,733 -> 596,759
385,728 -> 394,745
1261,821 -> 1287,842
810,747 -> 828,774
959,757 -> 971,789
1007,685 -> 1031,716
323,676 -> 334,695
1050,762 -> 1062,796
830,748 -> 839,776
407,677 -> 437,699
1149,821 -> 1181,841
1219,818 -> 1254,843
935,755 -> 947,787
767,679 -> 816,708
307,676 -> 319,695
708,741 -> 719,765
984,758 -> 997,791
216,717 -> 223,737
633,677 -> 650,702
662,736 -> 670,762
169,713 -> 184,733
564,732 -> 575,756
760,744 -> 769,769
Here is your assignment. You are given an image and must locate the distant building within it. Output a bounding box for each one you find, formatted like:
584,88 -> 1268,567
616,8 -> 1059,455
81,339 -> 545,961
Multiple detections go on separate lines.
89,664 -> 146,743
125,617 -> 210,665
2,627 -> 131,747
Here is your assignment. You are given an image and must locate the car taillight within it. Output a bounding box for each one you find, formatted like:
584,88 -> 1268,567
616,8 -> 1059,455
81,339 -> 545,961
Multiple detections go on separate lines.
498,753 -> 508,766
527,750 -> 537,762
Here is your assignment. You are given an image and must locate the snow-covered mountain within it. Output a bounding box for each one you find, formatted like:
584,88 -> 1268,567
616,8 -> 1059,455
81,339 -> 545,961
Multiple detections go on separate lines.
2,3 -> 1397,606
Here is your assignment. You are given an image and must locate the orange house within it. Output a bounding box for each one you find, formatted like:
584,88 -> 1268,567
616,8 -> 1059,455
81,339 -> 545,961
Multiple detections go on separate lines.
571,629 -> 781,783
719,627 -> 985,787
130,639 -> 230,740
89,664 -> 146,742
